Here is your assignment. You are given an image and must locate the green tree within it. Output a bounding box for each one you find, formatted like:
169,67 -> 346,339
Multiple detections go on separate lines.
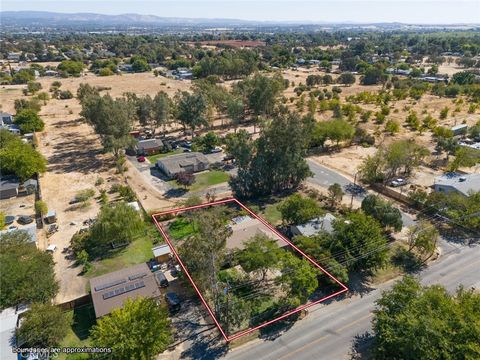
27,81 -> 42,95
226,96 -> 244,132
91,297 -> 171,360
0,231 -> 58,308
37,92 -> 50,105
175,171 -> 196,189
58,60 -> 85,77
225,130 -> 253,168
337,72 -> 356,86
361,194 -> 403,232
407,221 -> 440,262
278,252 -> 319,303
361,67 -> 387,85
372,276 -> 480,360
16,303 -> 71,348
327,183 -> 344,208
35,200 -> 48,216
80,202 -> 145,257
448,146 -> 480,171
332,212 -> 388,272
0,129 -> 47,181
237,235 -> 282,280
14,98 -> 41,113
230,110 -> 313,198
14,109 -> 45,133
385,119 -> 400,134
80,94 -> 135,156
130,56 -> 151,73
278,193 -> 323,225
174,91 -> 208,136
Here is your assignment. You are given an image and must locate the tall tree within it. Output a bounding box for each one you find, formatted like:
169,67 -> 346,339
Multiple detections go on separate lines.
174,91 -> 208,136
236,235 -> 282,281
406,221 -> 439,262
91,298 -> 171,360
229,110 -> 313,198
80,94 -> 136,156
327,183 -> 344,208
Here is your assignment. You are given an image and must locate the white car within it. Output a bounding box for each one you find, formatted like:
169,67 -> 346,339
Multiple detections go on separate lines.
390,178 -> 407,187
46,244 -> 57,253
210,146 -> 223,153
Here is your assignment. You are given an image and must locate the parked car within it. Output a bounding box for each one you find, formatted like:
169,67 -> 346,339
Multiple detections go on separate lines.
165,292 -> 181,312
5,215 -> 15,225
46,244 -> 57,253
155,271 -> 169,288
17,215 -> 33,225
137,156 -> 146,162
390,178 -> 408,187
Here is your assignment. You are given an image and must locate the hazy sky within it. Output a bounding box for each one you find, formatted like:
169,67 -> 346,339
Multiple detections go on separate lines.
2,1 -> 480,24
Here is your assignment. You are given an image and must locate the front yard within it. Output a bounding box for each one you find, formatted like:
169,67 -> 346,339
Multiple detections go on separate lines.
147,149 -> 183,164
168,170 -> 230,192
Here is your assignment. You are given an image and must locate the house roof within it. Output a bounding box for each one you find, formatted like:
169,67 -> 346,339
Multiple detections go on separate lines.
227,216 -> 283,250
291,213 -> 337,237
435,173 -> 480,196
0,308 -> 18,360
0,224 -> 37,243
0,111 -> 12,118
90,263 -> 160,318
0,177 -> 20,191
157,152 -> 209,175
152,244 -> 172,258
137,138 -> 163,150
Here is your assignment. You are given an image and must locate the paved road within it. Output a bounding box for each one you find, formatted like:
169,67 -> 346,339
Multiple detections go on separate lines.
222,241 -> 479,360
306,159 -> 416,227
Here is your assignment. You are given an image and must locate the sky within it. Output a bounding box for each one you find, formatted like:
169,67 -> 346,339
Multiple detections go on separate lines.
2,1 -> 480,24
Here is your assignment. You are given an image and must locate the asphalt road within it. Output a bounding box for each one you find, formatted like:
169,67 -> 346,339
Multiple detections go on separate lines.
223,241 -> 479,360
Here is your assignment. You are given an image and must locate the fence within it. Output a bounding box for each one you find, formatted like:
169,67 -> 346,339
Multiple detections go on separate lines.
370,183 -> 414,206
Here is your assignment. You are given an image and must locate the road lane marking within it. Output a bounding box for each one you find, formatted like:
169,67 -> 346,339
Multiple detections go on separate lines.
278,313 -> 373,360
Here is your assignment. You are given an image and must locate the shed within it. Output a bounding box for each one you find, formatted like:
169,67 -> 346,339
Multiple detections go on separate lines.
152,244 -> 172,263
44,210 -> 57,224
0,177 -> 19,200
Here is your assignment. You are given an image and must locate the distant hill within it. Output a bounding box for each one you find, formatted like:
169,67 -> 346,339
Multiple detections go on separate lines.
0,11 -> 273,27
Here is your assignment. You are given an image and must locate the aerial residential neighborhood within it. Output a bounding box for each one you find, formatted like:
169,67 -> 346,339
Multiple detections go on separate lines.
0,2 -> 479,360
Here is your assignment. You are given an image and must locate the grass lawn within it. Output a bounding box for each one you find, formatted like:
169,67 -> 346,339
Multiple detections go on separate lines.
86,233 -> 154,280
260,203 -> 283,225
59,304 -> 96,360
168,170 -> 230,192
168,217 -> 198,240
147,149 -> 183,163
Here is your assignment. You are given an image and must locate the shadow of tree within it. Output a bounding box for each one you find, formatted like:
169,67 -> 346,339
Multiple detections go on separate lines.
179,332 -> 228,360
349,331 -> 375,360
391,247 -> 424,273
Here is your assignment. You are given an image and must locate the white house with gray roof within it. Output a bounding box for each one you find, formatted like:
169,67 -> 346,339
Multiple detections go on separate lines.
156,152 -> 209,179
291,213 -> 337,237
434,173 -> 480,197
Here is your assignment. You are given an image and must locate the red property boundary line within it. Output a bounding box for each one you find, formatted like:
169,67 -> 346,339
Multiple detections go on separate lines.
152,198 -> 348,342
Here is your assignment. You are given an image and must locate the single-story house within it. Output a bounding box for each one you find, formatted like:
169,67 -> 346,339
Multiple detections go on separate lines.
0,177 -> 20,200
227,215 -> 285,250
434,173 -> 480,196
90,263 -> 160,318
0,112 -> 13,126
136,138 -> 164,155
451,124 -> 468,136
156,152 -> 209,179
290,213 -> 337,237
152,244 -> 172,263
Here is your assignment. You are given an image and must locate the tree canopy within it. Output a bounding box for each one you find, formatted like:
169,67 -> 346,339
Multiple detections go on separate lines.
278,193 -> 323,225
229,110 -> 313,198
372,276 -> 480,360
91,297 -> 172,360
0,129 -> 47,181
14,109 -> 45,133
16,303 -> 71,348
361,194 -> 403,232
0,231 -> 58,308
